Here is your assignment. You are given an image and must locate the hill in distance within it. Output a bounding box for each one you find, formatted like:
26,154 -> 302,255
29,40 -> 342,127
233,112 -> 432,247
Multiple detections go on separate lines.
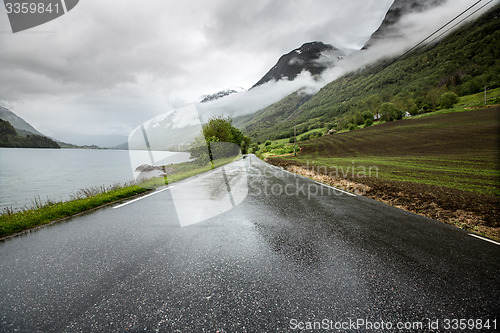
0,106 -> 92,148
0,118 -> 60,148
0,106 -> 44,137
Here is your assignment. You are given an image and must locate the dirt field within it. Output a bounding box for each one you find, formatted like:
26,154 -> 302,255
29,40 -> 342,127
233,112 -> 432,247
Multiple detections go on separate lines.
267,107 -> 500,240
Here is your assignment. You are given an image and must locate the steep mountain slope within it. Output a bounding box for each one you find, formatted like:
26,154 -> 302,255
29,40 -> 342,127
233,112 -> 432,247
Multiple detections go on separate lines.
0,118 -> 60,148
233,90 -> 312,138
0,106 -> 43,136
251,41 -> 344,88
362,0 -> 446,49
238,4 -> 499,141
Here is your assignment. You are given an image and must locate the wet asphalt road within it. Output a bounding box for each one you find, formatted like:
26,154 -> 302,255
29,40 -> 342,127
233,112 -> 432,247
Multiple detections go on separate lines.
0,155 -> 499,332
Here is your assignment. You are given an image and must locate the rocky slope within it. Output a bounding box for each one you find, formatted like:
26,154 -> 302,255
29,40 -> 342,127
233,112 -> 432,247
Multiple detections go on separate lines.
251,41 -> 344,88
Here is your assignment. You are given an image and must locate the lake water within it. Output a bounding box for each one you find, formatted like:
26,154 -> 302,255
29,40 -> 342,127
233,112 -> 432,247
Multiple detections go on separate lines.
0,148 -> 190,211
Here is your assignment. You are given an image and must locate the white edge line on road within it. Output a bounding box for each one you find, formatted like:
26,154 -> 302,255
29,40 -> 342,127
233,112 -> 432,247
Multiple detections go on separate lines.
113,185 -> 175,209
313,180 -> 356,197
273,163 -> 356,197
468,234 -> 500,246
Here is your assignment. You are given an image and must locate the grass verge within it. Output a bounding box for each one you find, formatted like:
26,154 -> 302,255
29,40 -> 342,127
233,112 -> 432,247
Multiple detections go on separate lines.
0,155 -> 239,240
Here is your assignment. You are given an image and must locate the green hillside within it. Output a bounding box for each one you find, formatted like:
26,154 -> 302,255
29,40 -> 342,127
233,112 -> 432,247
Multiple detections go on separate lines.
239,5 -> 500,141
233,90 -> 311,138
0,119 -> 60,149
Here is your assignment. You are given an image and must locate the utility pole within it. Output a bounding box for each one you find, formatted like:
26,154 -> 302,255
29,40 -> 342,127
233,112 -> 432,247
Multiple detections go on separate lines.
293,125 -> 297,157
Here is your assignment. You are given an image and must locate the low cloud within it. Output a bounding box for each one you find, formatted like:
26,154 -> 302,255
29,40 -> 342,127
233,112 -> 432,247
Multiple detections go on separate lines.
322,0 -> 499,81
11,0 -> 487,146
197,70 -> 324,122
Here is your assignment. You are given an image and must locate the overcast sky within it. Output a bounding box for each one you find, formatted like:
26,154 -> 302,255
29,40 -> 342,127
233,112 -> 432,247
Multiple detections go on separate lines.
0,0 -> 494,146
0,0 -> 397,146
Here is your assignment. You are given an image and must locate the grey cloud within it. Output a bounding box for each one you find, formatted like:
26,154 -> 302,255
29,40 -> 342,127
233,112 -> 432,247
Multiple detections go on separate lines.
0,0 -> 397,146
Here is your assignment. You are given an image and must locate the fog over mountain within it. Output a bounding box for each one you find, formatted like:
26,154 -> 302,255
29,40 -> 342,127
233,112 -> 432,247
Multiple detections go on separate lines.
251,42 -> 344,88
200,88 -> 246,103
362,0 -> 447,49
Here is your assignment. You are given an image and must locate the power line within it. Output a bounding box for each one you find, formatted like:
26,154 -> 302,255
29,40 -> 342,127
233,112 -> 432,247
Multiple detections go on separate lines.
425,0 -> 493,46
378,0 -> 487,73
392,0 -> 483,63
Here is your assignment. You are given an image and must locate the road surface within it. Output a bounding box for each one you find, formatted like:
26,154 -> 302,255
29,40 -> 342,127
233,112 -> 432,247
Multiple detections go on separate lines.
0,155 -> 498,332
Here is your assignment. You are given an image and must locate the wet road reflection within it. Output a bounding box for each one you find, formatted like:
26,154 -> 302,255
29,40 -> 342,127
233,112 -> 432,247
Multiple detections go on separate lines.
0,155 -> 498,332
171,159 -> 248,227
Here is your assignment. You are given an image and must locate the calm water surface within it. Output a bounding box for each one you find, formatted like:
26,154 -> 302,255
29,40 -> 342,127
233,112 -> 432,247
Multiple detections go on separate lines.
0,148 -> 166,211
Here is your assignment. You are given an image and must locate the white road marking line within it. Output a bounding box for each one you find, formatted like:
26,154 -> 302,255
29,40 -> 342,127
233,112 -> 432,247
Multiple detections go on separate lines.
313,181 -> 357,197
277,165 -> 356,197
113,185 -> 175,209
468,234 -> 500,245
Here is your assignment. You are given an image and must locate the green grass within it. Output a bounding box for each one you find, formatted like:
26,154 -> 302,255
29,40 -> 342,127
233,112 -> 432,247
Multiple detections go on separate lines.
291,154 -> 499,196
267,107 -> 499,239
457,86 -> 500,106
258,142 -> 297,158
0,155 -> 240,239
275,107 -> 500,196
255,128 -> 329,157
0,185 -> 149,238
298,127 -> 327,137
408,87 -> 500,120
289,87 -> 500,142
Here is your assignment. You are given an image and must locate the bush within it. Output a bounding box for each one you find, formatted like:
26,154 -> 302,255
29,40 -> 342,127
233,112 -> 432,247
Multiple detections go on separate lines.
361,111 -> 374,121
249,143 -> 259,154
379,103 -> 404,122
264,140 -> 272,146
363,118 -> 374,128
348,123 -> 358,131
299,133 -> 310,142
408,104 -> 420,116
351,112 -> 364,125
439,92 -> 459,109
189,116 -> 250,163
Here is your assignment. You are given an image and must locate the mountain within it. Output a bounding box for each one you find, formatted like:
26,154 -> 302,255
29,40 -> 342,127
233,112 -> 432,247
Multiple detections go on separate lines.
251,41 -> 344,89
362,0 -> 446,49
0,118 -> 60,148
236,4 -> 500,141
0,106 -> 100,148
0,106 -> 65,148
0,106 -> 44,137
201,87 -> 246,103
